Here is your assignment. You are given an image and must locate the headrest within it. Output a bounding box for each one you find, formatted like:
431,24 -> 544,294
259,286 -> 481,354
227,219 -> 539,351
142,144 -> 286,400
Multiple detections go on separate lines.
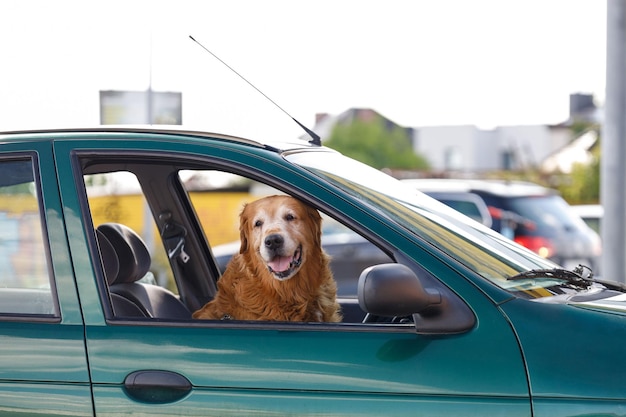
96,223 -> 151,285
96,229 -> 120,285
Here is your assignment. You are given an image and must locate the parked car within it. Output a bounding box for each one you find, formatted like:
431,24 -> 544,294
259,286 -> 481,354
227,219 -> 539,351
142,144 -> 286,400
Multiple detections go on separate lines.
571,203 -> 603,234
404,179 -> 602,273
2,127 -> 626,416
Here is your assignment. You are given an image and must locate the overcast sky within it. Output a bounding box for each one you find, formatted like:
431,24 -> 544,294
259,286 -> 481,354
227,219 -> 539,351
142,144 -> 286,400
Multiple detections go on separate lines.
0,0 -> 606,141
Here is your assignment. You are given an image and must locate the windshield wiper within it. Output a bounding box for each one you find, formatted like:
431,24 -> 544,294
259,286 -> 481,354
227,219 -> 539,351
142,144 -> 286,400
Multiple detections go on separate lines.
507,265 -> 593,289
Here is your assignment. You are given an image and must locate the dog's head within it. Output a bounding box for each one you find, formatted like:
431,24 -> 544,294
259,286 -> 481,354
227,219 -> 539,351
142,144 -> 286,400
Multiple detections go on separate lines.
239,195 -> 322,281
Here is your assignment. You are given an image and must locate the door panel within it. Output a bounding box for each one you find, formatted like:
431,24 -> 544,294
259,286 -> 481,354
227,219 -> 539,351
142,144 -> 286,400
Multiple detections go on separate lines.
85,312 -> 530,416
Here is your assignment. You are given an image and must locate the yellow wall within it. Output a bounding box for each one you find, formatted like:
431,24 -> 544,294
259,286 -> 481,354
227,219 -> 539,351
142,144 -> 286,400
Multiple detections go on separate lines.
88,192 -> 255,245
187,192 -> 255,245
0,194 -> 39,214
88,194 -> 146,233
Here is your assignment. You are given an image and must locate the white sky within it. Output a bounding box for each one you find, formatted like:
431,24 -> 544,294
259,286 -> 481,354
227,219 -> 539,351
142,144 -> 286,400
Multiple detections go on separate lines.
0,0 -> 607,142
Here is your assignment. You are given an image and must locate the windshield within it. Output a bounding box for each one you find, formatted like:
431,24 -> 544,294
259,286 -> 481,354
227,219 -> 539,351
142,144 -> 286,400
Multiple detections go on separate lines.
508,195 -> 590,235
286,150 -> 561,298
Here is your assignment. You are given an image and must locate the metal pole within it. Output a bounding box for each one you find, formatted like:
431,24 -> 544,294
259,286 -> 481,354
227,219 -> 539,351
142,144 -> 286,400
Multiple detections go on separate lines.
147,31 -> 154,125
601,0 -> 626,283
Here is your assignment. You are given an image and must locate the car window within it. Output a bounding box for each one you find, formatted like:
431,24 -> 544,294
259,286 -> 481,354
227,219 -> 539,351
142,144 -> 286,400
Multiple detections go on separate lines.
0,158 -> 57,317
79,159 -> 393,324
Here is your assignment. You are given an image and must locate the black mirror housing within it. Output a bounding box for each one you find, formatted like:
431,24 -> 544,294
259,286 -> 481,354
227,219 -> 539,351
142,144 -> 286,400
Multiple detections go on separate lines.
358,263 -> 476,334
358,263 -> 441,316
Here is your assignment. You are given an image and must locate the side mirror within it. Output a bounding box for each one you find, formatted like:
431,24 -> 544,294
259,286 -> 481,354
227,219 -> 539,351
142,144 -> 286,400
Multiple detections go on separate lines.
358,263 -> 441,316
358,263 -> 476,334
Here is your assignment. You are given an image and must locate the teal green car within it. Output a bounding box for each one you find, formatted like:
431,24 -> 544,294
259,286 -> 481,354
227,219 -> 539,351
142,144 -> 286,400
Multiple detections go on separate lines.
1,128 -> 625,416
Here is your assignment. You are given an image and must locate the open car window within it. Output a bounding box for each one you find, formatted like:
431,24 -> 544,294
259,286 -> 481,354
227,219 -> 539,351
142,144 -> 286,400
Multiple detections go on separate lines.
80,157 -> 394,325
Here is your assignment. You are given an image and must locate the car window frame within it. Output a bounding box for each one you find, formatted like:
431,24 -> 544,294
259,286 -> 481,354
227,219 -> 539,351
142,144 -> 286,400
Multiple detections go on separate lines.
68,145 -> 478,334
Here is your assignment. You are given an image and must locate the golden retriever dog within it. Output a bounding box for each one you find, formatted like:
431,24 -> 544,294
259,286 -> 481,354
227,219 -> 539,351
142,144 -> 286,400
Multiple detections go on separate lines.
193,195 -> 342,322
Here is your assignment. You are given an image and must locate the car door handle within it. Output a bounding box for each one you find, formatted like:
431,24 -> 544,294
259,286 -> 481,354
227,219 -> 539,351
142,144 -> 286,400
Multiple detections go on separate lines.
124,370 -> 192,404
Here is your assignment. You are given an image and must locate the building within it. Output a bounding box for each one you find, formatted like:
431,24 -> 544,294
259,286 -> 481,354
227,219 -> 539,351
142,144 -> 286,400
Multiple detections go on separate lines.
412,124 -> 571,173
313,93 -> 599,174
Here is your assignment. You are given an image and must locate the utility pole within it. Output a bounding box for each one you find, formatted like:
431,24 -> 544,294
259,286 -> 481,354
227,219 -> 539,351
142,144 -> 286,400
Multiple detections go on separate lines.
602,0 -> 626,283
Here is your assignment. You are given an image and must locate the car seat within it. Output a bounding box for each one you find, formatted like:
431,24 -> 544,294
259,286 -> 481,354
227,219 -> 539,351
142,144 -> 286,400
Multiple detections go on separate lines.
96,223 -> 192,319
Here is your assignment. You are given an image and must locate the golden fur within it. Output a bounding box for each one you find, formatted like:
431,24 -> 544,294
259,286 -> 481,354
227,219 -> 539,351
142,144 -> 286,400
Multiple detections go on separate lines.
193,195 -> 342,322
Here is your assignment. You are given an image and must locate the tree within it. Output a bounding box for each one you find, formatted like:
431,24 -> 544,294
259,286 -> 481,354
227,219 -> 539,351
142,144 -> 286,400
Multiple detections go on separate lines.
325,116 -> 430,170
558,138 -> 600,204
554,123 -> 601,205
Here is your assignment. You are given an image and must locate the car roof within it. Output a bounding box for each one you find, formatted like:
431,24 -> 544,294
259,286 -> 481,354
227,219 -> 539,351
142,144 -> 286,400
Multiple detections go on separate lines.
0,126 -> 321,153
403,178 -> 555,197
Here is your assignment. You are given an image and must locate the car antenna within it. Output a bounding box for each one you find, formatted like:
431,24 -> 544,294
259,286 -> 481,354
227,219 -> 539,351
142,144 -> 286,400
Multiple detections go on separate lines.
189,35 -> 322,146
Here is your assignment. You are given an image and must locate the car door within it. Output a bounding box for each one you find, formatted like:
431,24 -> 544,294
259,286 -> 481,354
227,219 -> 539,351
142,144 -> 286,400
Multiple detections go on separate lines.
0,141 -> 92,416
54,137 -> 532,416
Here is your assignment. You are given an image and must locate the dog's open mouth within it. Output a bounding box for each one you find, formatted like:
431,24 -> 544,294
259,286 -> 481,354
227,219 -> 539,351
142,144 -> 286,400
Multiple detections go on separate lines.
266,245 -> 302,280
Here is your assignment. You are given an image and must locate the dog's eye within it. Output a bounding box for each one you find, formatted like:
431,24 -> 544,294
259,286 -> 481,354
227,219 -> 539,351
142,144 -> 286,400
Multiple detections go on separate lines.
254,220 -> 263,227
285,213 -> 295,221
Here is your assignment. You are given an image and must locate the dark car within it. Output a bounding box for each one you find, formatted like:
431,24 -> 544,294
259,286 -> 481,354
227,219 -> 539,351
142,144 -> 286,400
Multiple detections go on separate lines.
404,179 -> 602,274
1,128 -> 626,416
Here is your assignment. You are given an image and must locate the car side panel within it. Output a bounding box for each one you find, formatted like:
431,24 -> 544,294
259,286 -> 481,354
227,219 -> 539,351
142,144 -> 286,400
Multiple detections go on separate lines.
85,322 -> 530,416
501,298 -> 626,410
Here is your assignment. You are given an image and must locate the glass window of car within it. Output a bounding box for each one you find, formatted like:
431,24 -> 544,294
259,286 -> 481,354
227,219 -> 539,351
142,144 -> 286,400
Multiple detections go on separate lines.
0,158 -> 57,317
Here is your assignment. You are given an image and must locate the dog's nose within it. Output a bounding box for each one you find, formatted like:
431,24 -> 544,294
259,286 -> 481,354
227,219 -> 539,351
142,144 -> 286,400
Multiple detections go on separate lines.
264,234 -> 284,250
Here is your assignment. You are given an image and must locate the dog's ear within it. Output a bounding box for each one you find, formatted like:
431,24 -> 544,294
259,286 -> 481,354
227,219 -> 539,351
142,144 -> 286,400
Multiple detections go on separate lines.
305,204 -> 323,246
238,203 -> 249,254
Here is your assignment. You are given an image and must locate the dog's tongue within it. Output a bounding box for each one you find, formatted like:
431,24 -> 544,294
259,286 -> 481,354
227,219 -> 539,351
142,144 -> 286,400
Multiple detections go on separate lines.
268,256 -> 292,272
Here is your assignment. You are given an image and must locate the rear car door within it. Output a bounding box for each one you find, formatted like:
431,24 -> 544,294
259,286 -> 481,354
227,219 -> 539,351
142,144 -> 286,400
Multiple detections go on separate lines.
54,136 -> 532,416
0,140 -> 92,416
